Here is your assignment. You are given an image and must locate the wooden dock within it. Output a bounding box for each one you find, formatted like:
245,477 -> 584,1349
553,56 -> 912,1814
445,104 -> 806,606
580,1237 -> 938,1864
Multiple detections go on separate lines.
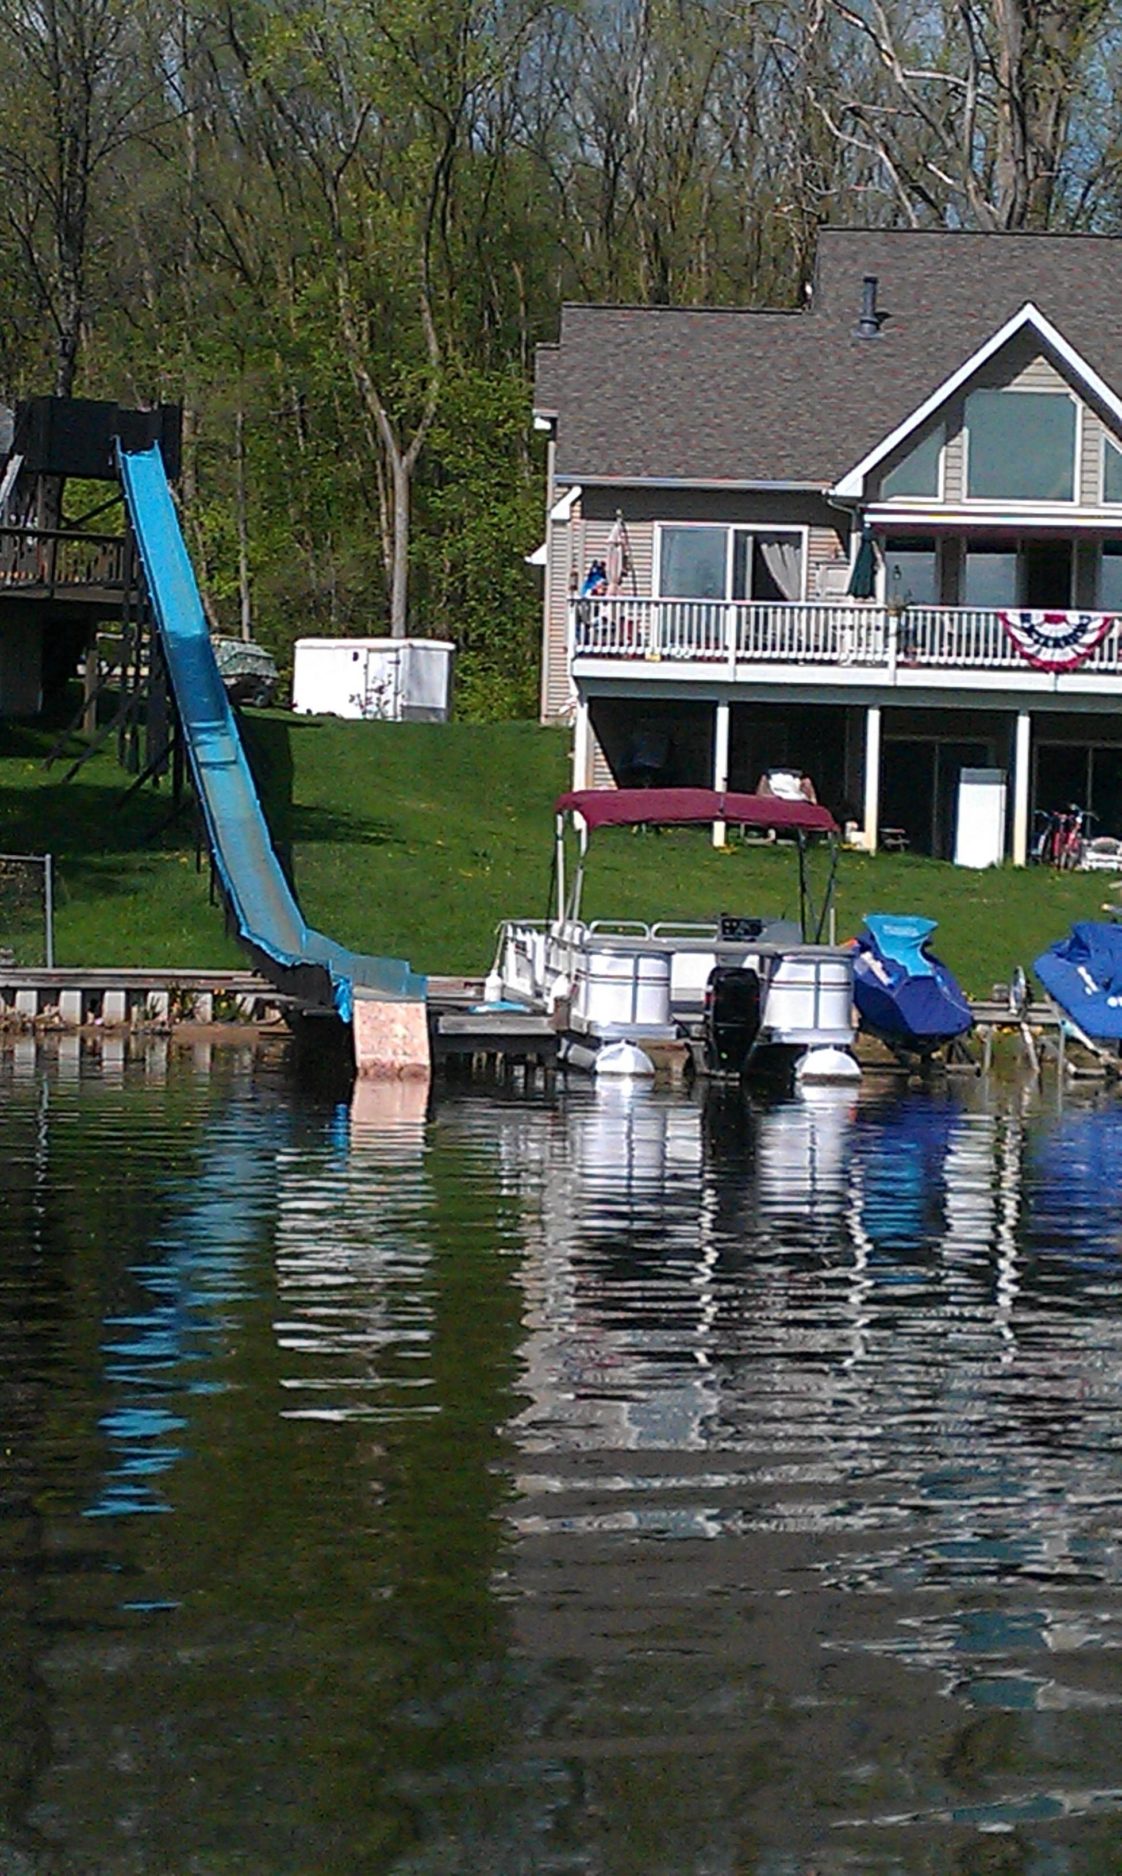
0,966 -> 290,1028
426,980 -> 559,1074
2,966 -> 1114,1085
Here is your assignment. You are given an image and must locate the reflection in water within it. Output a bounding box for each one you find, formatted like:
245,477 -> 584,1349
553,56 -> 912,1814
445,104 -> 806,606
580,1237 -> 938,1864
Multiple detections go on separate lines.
88,1105 -> 276,1518
448,1078 -> 1122,1872
6,1047 -> 1122,1872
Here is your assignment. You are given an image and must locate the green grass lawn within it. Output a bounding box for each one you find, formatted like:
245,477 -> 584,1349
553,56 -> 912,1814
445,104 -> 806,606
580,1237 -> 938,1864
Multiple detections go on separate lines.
0,711 -> 1115,995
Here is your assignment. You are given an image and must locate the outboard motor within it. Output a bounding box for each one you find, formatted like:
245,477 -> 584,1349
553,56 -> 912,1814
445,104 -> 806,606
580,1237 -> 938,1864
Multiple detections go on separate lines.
703,965 -> 761,1076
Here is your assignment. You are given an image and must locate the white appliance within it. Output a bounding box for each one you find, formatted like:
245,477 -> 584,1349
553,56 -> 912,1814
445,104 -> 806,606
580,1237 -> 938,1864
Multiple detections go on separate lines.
291,637 -> 454,721
954,767 -> 1007,868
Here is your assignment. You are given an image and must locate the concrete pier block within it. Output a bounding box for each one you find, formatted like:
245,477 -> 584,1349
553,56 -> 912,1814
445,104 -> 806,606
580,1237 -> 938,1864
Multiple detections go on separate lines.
193,991 -> 214,1023
101,989 -> 128,1026
59,988 -> 84,1026
352,994 -> 431,1079
14,988 -> 39,1018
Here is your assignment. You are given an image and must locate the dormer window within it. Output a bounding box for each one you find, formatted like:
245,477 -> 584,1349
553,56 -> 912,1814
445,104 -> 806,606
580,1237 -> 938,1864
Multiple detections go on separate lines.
965,388 -> 1076,502
881,427 -> 943,500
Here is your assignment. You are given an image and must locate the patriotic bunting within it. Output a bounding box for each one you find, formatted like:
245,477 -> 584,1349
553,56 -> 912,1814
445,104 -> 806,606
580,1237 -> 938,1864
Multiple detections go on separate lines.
998,609 -> 1115,672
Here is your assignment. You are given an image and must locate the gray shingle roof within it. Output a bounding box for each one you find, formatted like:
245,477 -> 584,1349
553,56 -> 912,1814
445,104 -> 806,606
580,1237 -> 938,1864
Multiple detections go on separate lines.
538,228 -> 1122,486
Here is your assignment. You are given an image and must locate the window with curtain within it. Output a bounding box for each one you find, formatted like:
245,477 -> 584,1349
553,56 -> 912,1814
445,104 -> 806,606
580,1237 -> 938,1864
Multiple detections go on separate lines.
659,526 -> 803,600
735,532 -> 804,600
881,427 -> 943,499
965,389 -> 1076,501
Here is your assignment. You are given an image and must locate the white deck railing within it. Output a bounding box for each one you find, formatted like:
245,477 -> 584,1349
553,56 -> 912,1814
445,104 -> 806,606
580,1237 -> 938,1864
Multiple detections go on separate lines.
569,598 -> 1122,676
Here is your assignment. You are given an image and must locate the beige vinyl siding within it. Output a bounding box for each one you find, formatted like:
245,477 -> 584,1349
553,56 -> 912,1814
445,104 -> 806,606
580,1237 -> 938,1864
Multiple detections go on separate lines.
591,729 -> 612,788
808,523 -> 848,593
942,427 -> 965,503
1008,354 -> 1066,392
1082,412 -> 1106,508
970,335 -> 1065,394
540,512 -> 574,723
581,515 -> 655,594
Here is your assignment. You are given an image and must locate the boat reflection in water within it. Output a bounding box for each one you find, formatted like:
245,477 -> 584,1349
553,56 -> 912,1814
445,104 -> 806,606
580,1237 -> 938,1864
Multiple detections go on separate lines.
14,1039 -> 1122,1874
440,1075 -> 1122,1870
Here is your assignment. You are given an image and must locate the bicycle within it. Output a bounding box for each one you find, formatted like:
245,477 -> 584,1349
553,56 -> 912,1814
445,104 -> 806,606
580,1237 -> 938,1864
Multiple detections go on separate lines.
1032,803 -> 1095,870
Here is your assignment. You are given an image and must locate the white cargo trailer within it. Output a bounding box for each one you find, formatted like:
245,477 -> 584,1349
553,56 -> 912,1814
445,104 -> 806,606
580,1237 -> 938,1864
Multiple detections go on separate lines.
291,637 -> 454,721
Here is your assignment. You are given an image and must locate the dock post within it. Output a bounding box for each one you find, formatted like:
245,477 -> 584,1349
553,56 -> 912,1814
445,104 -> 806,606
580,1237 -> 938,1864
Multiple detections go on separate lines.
352,991 -> 431,1079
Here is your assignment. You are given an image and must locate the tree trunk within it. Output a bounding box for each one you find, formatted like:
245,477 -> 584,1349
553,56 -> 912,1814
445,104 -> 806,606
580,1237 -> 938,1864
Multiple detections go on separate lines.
235,404 -> 252,641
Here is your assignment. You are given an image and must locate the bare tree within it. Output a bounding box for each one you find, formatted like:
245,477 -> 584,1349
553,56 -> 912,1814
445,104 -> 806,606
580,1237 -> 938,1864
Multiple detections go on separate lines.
0,0 -> 170,393
808,0 -> 1118,230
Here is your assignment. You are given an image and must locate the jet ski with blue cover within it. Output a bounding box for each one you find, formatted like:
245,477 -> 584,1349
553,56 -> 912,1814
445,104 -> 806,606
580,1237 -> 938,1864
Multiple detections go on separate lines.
1033,921 -> 1122,1043
852,915 -> 973,1055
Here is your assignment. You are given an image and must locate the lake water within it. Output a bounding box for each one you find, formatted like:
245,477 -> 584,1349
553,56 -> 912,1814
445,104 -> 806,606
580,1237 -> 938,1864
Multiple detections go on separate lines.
3,1040 -> 1122,1874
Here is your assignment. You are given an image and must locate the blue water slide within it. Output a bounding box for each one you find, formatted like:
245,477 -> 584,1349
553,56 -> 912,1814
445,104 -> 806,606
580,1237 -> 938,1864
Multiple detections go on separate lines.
117,442 -> 425,1021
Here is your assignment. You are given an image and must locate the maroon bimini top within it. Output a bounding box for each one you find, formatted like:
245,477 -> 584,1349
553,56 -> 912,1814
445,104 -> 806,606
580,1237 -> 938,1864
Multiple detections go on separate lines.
554,787 -> 837,836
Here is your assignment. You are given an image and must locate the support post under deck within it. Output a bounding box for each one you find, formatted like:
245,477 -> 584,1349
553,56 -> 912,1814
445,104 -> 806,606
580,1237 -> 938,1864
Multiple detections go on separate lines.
712,700 -> 730,848
1012,711 -> 1031,867
863,705 -> 882,854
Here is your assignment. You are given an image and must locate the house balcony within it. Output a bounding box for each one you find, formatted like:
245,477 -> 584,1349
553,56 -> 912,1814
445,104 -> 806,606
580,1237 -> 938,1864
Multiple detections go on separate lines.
569,597 -> 1122,699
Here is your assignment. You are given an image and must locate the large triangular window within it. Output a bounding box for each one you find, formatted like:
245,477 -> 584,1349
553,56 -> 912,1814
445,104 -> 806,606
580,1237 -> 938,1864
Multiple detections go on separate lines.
881,427 -> 942,499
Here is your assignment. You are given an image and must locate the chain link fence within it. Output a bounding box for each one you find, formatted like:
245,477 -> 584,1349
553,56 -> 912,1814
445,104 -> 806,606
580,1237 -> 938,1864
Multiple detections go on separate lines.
0,853 -> 54,967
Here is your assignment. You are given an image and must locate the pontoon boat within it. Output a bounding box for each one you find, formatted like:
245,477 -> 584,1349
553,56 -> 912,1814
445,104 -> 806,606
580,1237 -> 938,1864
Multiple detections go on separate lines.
490,787 -> 859,1082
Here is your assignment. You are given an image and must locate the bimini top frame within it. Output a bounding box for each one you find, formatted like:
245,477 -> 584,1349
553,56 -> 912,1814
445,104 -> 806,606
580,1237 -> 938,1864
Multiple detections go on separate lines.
552,788 -> 841,941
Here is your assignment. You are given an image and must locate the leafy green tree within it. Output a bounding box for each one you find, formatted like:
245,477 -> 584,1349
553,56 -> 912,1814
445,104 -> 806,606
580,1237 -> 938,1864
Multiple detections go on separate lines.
412,364 -> 543,718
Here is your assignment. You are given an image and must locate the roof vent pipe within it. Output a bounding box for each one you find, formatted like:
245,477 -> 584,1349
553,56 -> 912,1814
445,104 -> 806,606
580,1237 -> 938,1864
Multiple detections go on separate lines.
856,274 -> 881,339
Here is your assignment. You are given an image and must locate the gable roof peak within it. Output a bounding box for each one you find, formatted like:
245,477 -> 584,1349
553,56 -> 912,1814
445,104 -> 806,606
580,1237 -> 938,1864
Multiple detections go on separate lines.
833,298 -> 1122,499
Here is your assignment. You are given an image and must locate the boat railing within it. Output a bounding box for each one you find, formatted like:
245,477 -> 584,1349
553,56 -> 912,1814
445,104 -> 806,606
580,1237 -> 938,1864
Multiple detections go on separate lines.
586,919 -> 654,936
496,917 -> 552,1003
651,920 -> 722,942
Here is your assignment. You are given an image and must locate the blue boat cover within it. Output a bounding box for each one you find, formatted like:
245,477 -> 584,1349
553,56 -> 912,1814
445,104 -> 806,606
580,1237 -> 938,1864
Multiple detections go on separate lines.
853,913 -> 973,1047
1033,921 -> 1122,1040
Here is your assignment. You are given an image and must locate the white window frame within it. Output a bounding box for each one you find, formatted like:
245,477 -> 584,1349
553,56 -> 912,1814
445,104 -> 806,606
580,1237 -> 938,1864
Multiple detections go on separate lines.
1102,434 -> 1122,506
962,387 -> 1081,509
653,521 -> 810,602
